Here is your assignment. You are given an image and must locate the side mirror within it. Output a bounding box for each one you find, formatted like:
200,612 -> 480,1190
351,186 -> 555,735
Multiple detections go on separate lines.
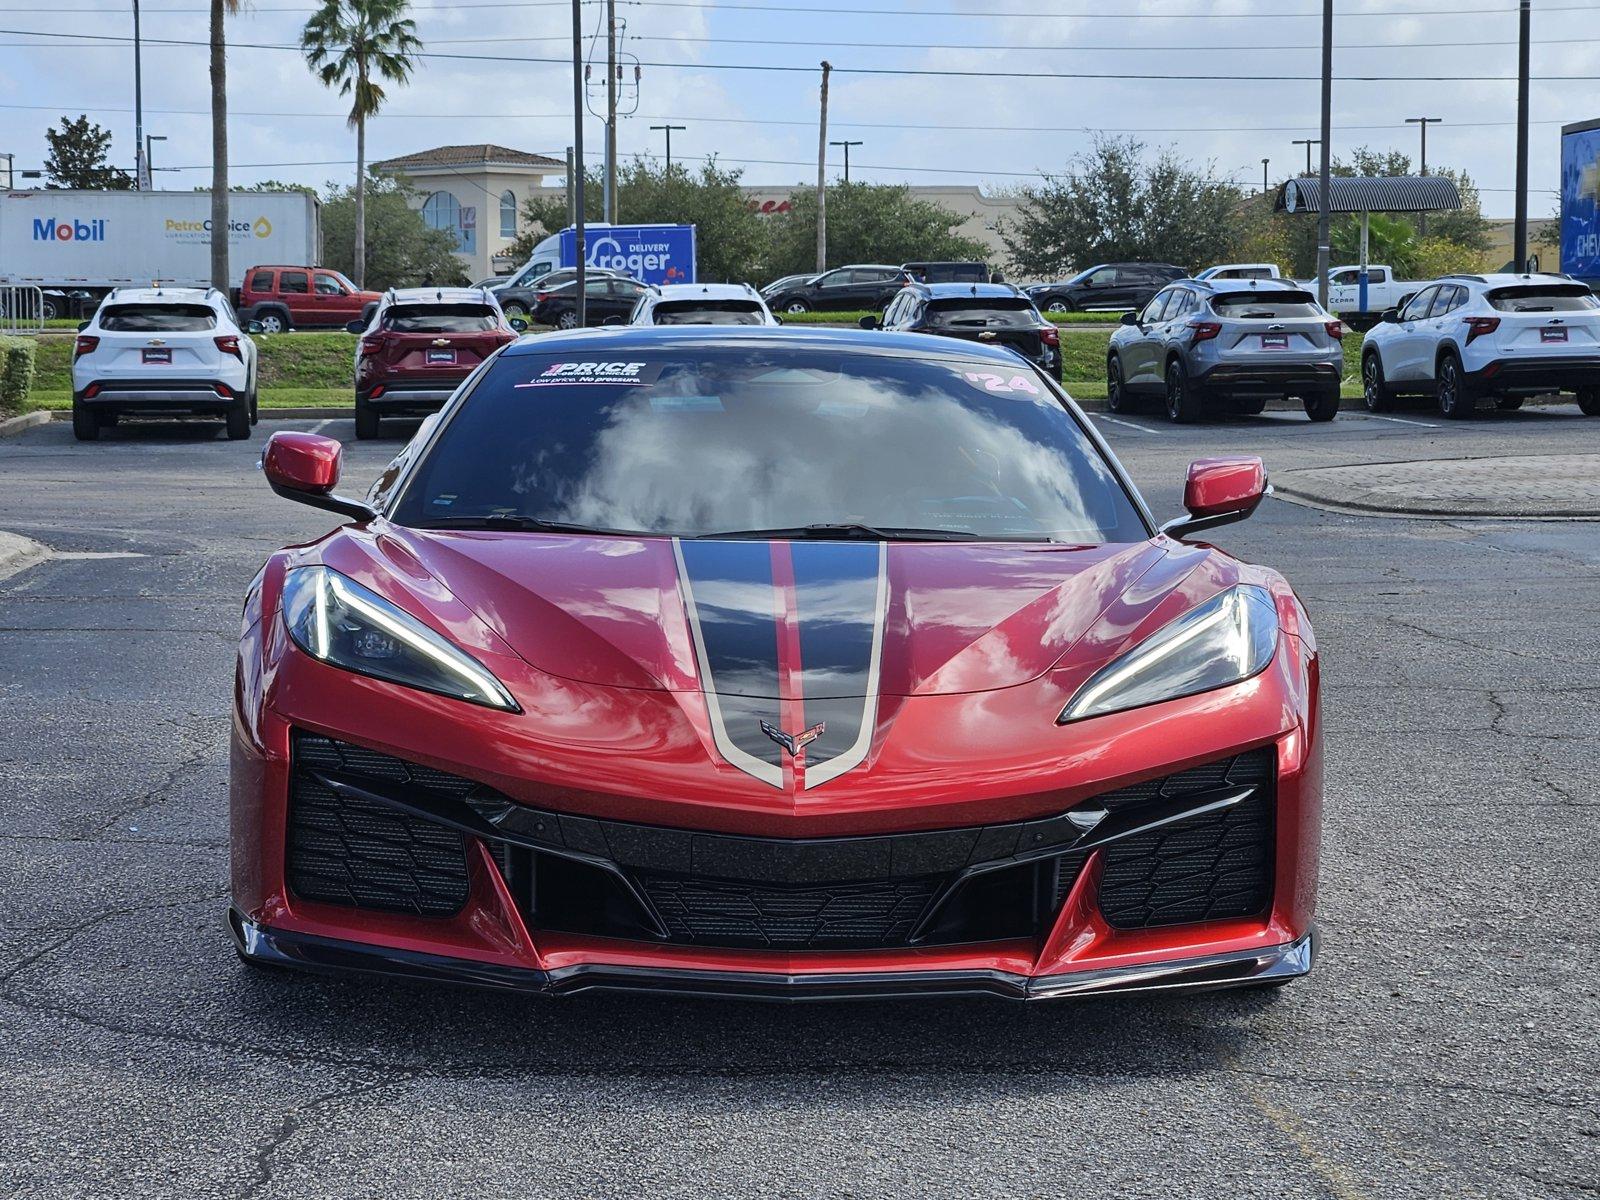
77,320 -> 90,332
601,314 -> 624,326
261,432 -> 376,522
1120,311 -> 1140,326
508,317 -> 529,333
246,320 -> 265,334
1160,456 -> 1267,540
772,314 -> 784,325
344,319 -> 367,334
857,314 -> 879,330
1395,292 -> 1415,311
1380,308 -> 1400,324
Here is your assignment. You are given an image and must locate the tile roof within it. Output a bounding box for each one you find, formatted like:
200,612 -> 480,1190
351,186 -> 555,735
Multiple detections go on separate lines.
372,144 -> 565,171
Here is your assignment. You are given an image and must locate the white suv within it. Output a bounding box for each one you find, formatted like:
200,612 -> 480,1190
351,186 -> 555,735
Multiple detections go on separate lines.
627,282 -> 778,326
1360,273 -> 1600,419
71,286 -> 260,441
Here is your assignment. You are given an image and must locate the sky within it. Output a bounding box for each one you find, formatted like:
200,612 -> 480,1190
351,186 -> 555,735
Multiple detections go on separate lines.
0,0 -> 1594,217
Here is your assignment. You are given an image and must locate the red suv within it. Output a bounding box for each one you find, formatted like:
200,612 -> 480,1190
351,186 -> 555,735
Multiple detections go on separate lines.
238,265 -> 383,333
351,287 -> 524,438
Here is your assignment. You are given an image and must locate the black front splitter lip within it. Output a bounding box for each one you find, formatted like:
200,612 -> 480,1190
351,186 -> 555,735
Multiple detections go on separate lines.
229,908 -> 1316,1003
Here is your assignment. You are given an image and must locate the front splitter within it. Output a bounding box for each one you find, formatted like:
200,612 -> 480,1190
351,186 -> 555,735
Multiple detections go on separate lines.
230,909 -> 1316,1003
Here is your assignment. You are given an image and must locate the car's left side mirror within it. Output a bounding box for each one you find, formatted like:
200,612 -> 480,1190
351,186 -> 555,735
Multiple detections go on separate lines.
1119,311 -> 1140,326
344,319 -> 366,334
1160,456 -> 1267,540
76,320 -> 90,332
261,432 -> 376,522
772,314 -> 784,325
601,315 -> 624,326
857,314 -> 879,329
508,317 -> 529,332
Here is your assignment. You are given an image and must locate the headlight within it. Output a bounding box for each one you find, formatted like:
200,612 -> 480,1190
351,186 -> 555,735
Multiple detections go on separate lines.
281,565 -> 519,711
1058,585 -> 1277,723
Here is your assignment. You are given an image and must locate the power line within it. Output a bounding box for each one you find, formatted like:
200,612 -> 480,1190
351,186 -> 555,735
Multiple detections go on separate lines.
0,0 -> 1574,13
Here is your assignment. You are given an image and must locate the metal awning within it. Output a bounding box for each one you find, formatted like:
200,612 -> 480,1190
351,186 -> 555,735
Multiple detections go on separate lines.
1275,175 -> 1462,214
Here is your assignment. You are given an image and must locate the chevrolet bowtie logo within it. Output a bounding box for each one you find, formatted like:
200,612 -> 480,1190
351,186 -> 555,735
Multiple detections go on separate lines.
760,720 -> 826,757
432,338 -> 451,347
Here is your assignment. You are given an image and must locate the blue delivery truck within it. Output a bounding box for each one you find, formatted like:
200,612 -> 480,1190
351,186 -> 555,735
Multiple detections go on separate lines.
510,223 -> 697,287
1560,119 -> 1600,291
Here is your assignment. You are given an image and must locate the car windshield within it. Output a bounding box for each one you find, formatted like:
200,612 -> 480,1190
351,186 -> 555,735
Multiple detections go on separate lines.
384,304 -> 500,333
1486,286 -> 1600,313
1213,292 -> 1321,319
924,299 -> 1039,328
99,304 -> 216,332
391,346 -> 1147,543
653,300 -> 766,325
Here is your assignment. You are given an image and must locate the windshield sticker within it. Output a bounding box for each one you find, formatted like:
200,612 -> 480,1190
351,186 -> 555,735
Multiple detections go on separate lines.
649,395 -> 724,412
515,361 -> 664,387
958,370 -> 1040,396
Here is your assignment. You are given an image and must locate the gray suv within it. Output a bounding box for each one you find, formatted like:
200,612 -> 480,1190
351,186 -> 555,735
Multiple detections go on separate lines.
1107,279 -> 1345,422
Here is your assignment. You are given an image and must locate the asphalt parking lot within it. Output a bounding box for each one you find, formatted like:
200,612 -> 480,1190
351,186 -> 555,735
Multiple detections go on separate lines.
1,404 -> 1596,1198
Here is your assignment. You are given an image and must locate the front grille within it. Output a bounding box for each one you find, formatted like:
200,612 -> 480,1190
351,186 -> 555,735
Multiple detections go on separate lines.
286,732 -> 1276,943
1097,750 -> 1275,928
287,736 -> 471,917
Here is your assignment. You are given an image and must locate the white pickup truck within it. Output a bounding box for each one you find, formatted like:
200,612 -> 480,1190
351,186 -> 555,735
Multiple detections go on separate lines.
1309,265 -> 1422,326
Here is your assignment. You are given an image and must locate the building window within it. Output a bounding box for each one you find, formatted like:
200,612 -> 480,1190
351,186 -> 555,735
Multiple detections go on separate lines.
422,190 -> 462,248
499,189 -> 517,238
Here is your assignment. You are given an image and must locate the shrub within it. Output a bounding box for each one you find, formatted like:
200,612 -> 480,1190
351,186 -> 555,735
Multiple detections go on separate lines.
0,336 -> 37,412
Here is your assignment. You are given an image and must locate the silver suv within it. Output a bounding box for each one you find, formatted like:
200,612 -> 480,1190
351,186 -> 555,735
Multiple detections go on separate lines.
1106,278 -> 1345,422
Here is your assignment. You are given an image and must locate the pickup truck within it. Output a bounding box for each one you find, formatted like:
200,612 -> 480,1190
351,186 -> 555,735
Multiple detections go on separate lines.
237,264 -> 383,333
1308,265 -> 1421,327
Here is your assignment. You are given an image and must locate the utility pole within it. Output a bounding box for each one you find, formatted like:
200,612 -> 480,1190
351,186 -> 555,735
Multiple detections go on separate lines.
1513,0 -> 1530,271
1292,138 -> 1320,177
830,139 -> 863,183
1406,116 -> 1441,235
565,146 -> 575,227
604,0 -> 618,224
816,60 -> 830,274
1315,0 -> 1332,309
1261,157 -> 1270,195
571,0 -> 586,325
650,123 -> 685,174
132,0 -> 147,189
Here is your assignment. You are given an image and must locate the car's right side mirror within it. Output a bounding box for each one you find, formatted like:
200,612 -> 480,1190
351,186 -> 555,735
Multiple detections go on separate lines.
601,315 -> 624,326
261,432 -> 376,522
1380,308 -> 1400,324
344,319 -> 367,334
1120,311 -> 1140,326
857,314 -> 879,329
1160,456 -> 1267,540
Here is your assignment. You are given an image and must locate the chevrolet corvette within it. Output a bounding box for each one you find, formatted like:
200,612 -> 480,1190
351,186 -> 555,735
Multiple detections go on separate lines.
230,326 -> 1320,1000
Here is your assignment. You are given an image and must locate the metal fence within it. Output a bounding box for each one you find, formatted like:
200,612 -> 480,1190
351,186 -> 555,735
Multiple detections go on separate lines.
0,285 -> 46,334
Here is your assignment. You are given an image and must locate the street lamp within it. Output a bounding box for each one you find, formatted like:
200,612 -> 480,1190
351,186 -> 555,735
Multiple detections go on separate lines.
1405,117 -> 1441,235
1292,138 -> 1321,176
146,134 -> 166,184
1261,157 -> 1270,195
132,0 -> 147,190
830,139 -> 863,183
650,123 -> 686,174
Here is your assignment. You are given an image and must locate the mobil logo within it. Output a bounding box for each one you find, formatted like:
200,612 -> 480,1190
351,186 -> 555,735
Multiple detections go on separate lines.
32,217 -> 108,242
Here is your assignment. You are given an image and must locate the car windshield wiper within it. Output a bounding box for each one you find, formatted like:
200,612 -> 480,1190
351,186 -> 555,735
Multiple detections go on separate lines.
699,522 -> 1009,542
412,514 -> 646,536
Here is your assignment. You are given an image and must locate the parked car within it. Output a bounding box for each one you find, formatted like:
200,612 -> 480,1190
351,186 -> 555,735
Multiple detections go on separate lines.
1312,264 -> 1421,327
241,324 -> 1320,1000
70,285 -> 259,441
759,272 -> 817,299
902,261 -> 990,284
1107,278 -> 1344,423
348,287 -> 523,440
493,266 -> 627,321
628,282 -> 778,326
532,275 -> 652,329
237,265 -> 383,333
764,264 -> 912,314
1195,263 -> 1283,281
1026,263 -> 1187,313
871,282 -> 1062,380
1359,273 -> 1600,419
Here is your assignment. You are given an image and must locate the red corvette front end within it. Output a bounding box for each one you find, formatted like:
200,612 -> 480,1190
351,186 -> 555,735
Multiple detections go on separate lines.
230,328 -> 1320,1000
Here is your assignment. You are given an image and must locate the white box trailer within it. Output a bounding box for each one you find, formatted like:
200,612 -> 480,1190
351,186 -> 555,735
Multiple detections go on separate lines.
0,189 -> 319,316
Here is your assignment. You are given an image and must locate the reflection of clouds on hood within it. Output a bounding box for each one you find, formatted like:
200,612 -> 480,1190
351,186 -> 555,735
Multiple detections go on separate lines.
535,367 -> 1139,541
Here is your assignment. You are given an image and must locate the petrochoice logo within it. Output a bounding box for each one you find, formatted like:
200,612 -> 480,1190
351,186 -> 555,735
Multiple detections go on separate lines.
164,217 -> 272,237
33,218 -> 107,242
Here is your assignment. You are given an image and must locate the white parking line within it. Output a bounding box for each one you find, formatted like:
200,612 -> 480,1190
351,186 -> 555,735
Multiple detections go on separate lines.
1093,414 -> 1167,434
1366,414 -> 1440,429
308,419 -> 333,435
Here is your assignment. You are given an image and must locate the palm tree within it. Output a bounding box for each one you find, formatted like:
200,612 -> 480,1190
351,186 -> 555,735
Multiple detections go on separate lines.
209,0 -> 241,291
300,0 -> 421,289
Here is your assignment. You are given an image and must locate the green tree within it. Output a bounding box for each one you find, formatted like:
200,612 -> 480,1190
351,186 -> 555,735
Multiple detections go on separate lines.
301,0 -> 422,288
764,182 -> 990,278
319,172 -> 466,290
1002,136 -> 1242,276
209,0 -> 243,290
43,116 -> 132,190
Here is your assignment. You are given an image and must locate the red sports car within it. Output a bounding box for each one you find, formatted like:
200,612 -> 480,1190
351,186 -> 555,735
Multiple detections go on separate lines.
230,326 -> 1320,1000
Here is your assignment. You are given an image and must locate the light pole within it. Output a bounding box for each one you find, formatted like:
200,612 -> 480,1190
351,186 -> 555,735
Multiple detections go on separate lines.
145,134 -> 166,184
1261,157 -> 1270,195
1292,138 -> 1320,177
1314,0 -> 1332,310
1513,0 -> 1530,271
1405,116 -> 1441,235
571,0 -> 586,326
650,123 -> 686,174
830,139 -> 863,183
132,0 -> 147,189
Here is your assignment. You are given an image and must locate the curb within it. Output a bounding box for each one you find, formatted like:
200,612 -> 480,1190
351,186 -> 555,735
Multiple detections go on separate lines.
0,530 -> 48,581
0,411 -> 51,438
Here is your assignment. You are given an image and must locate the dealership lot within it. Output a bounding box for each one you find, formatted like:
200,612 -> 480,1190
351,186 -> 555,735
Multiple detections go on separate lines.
0,411 -> 1596,1198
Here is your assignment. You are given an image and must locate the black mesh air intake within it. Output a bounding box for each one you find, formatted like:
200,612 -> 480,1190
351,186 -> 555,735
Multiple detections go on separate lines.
640,876 -> 942,949
287,734 -> 472,917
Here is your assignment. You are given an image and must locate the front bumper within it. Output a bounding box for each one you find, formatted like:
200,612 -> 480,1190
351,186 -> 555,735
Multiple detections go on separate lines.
1470,355 -> 1600,394
233,909 -> 1315,1001
1194,360 -> 1341,396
